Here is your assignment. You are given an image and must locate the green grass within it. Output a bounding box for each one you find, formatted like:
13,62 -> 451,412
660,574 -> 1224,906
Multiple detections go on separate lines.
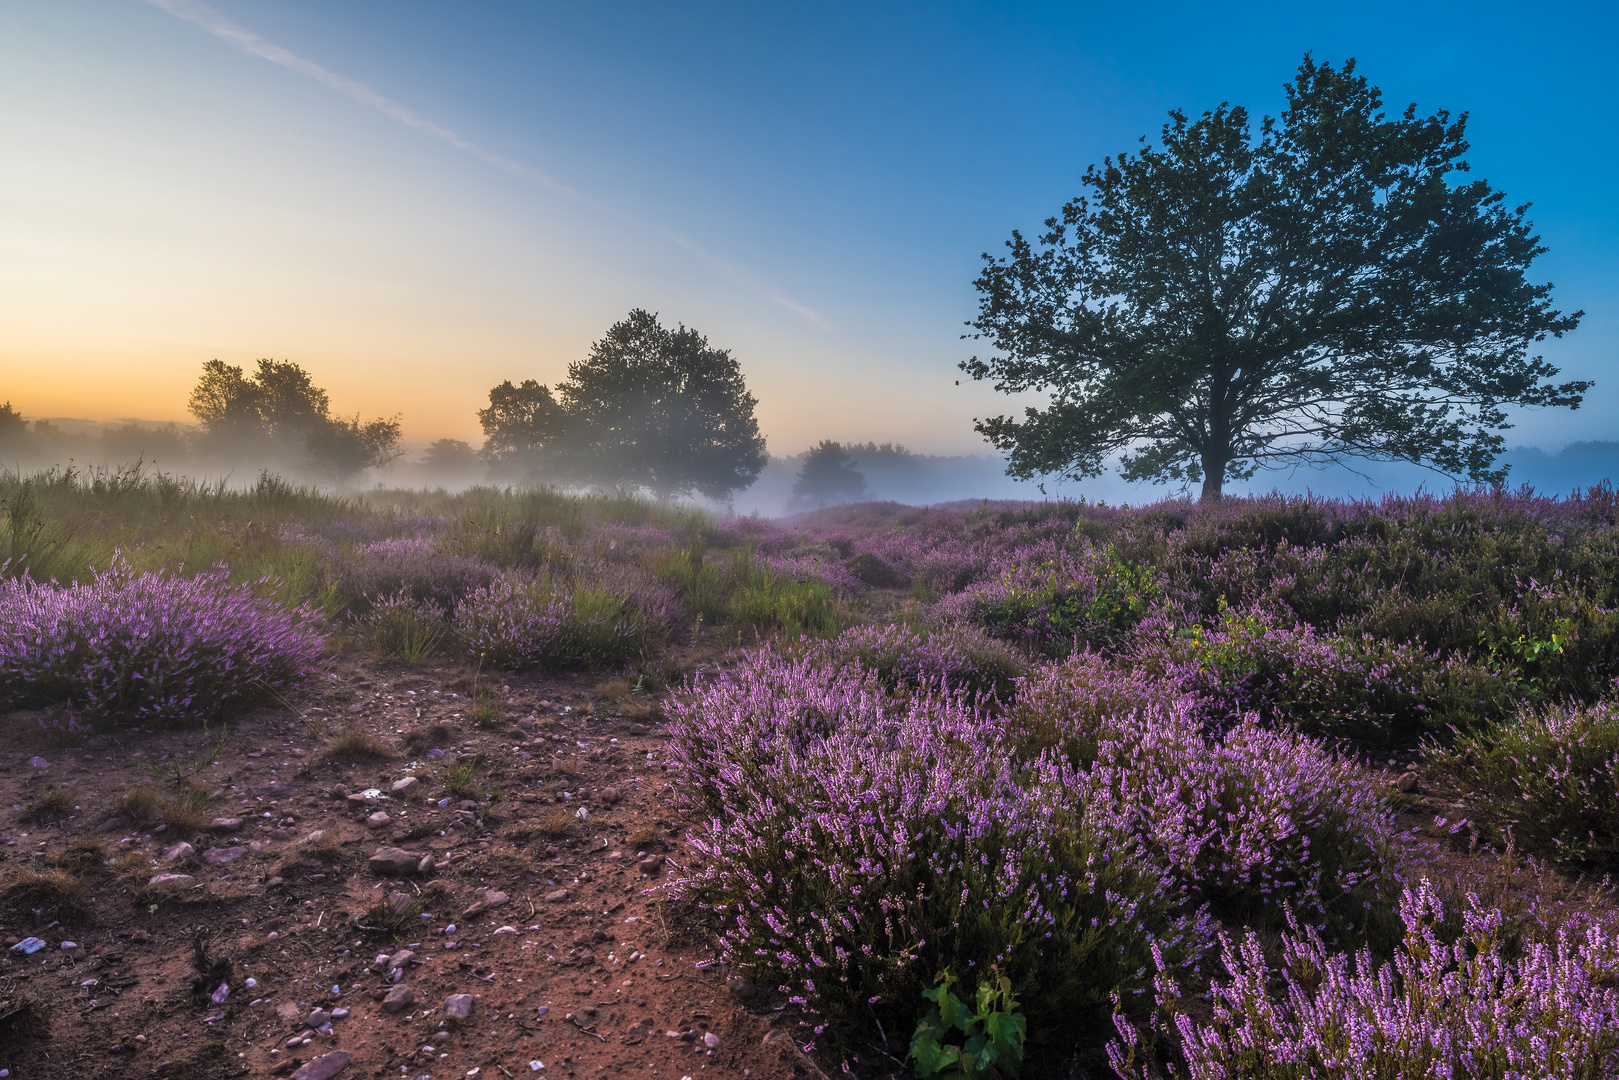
725,549 -> 845,638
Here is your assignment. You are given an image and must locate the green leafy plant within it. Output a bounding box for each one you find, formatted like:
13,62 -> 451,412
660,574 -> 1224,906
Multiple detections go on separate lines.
445,760 -> 479,797
910,971 -> 1027,1079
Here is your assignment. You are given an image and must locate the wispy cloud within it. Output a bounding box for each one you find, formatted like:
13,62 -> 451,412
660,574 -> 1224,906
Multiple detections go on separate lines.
140,0 -> 830,331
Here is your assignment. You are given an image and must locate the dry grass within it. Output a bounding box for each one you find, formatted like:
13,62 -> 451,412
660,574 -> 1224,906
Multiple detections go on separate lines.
626,824 -> 663,851
324,728 -> 396,761
118,783 -> 209,833
402,723 -> 455,754
18,785 -> 77,823
540,808 -> 576,839
499,821 -> 544,843
0,868 -> 89,915
118,785 -> 166,826
46,838 -> 108,873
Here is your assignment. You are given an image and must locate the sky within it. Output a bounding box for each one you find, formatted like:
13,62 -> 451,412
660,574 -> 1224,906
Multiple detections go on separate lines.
2,0 -> 1615,464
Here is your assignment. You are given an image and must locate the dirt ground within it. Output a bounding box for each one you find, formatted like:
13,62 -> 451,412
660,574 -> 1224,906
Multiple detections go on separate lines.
0,655 -> 834,1080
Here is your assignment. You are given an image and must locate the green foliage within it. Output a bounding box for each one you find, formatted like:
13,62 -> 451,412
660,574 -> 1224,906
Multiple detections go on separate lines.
444,760 -> 479,797
963,57 -> 1585,500
365,599 -> 444,667
910,972 -> 1027,1079
652,538 -> 725,622
791,440 -> 868,508
725,549 -> 844,638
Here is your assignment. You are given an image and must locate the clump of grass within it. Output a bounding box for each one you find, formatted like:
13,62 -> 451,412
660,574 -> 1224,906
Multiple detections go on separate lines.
360,592 -> 445,666
324,728 -> 395,761
469,688 -> 503,729
444,760 -> 479,797
47,838 -> 108,873
402,722 -> 454,754
118,782 -> 210,832
626,824 -> 662,851
118,785 -> 167,826
0,868 -> 88,916
539,807 -> 575,839
19,785 -> 77,823
726,551 -> 844,638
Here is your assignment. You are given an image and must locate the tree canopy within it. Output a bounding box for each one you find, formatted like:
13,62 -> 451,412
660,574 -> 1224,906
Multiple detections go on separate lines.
479,309 -> 768,501
187,358 -> 401,482
963,56 -> 1587,500
791,440 -> 869,508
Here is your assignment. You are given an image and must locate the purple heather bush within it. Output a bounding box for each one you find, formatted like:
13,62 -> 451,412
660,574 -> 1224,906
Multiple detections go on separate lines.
808,623 -> 1029,700
1015,657 -> 1395,935
1109,880 -> 1619,1079
453,568 -> 678,671
665,649 -> 1211,1054
0,553 -> 323,722
1432,699 -> 1619,866
332,536 -> 501,613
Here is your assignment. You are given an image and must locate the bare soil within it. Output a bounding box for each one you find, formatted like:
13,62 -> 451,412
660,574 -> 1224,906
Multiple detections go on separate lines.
0,655 -> 820,1080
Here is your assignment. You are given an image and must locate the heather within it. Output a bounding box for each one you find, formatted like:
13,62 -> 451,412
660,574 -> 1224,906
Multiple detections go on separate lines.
1432,699 -> 1619,866
1109,881 -> 1619,1079
0,553 -> 323,722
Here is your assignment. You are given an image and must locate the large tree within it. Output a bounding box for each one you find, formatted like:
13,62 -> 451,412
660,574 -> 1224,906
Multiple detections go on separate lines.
791,440 -> 869,508
963,57 -> 1587,501
480,310 -> 768,501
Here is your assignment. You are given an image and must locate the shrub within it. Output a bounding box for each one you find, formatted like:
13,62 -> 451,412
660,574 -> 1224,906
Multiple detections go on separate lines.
1430,700 -> 1619,865
1014,659 -> 1394,936
453,574 -> 661,670
357,590 -> 444,666
938,544 -> 1164,655
811,624 -> 1029,700
0,554 -> 322,722
332,537 -> 499,613
1109,881 -> 1619,1079
323,729 -> 394,761
665,650 -> 1210,1060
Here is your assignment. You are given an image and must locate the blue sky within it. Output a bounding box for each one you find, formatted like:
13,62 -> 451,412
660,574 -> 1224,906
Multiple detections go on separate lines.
2,0 -> 1614,473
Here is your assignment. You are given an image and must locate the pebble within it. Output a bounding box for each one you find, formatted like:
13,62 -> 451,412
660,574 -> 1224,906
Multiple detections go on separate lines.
391,776 -> 420,795
442,993 -> 473,1021
638,857 -> 664,877
163,842 -> 194,861
27,756 -> 47,770
544,889 -> 570,903
1395,771 -> 1420,793
307,1008 -> 332,1028
383,984 -> 415,1013
209,817 -> 243,831
367,811 -> 391,829
703,1032 -> 721,1048
147,873 -> 194,891
203,846 -> 246,865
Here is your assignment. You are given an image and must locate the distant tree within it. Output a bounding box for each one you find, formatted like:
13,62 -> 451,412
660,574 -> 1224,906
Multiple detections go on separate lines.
963,56 -> 1588,501
0,402 -> 27,445
421,438 -> 481,478
187,359 -> 399,483
482,310 -> 769,500
477,379 -> 566,474
304,414 -> 404,482
792,441 -> 869,507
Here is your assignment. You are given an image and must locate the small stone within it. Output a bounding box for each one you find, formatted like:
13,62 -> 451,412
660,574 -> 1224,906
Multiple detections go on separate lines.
483,889 -> 510,908
147,873 -> 194,891
346,794 -> 371,809
382,984 -> 415,1013
544,888 -> 570,903
442,993 -> 473,1021
209,817 -> 243,831
331,1007 -> 349,1019
306,1008 -> 332,1028
599,787 -> 622,806
368,847 -> 419,876
637,857 -> 664,877
1395,771 -> 1420,793
163,842 -> 195,861
426,748 -> 445,759
391,777 -> 420,795
703,1032 -> 721,1049
366,811 -> 391,829
27,756 -> 48,770
416,854 -> 436,876
203,846 -> 247,865
385,948 -> 416,970
304,830 -> 326,844
289,1050 -> 353,1080
96,817 -> 123,834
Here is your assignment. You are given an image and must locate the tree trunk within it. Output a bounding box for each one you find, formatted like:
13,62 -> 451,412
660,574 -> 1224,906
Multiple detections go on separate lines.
1200,458 -> 1225,502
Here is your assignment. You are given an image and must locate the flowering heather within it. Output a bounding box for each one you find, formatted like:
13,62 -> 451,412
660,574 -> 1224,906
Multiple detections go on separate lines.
332,536 -> 501,613
665,649 -> 1210,1053
809,623 -> 1028,700
453,571 -> 674,670
1014,658 -> 1395,934
757,551 -> 867,596
1432,699 -> 1619,865
0,554 -> 323,722
1110,881 -> 1619,1079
